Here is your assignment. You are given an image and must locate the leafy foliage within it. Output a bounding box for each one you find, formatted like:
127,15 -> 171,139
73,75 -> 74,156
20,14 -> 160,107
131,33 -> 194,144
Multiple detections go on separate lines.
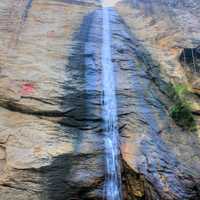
167,83 -> 196,131
170,101 -> 195,131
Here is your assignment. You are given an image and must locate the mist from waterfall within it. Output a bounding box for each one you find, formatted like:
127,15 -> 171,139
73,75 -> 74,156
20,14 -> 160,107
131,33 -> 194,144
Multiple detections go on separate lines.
101,5 -> 122,200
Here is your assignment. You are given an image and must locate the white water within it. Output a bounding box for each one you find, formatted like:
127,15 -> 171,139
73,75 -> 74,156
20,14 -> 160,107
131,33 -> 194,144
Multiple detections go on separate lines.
101,5 -> 122,200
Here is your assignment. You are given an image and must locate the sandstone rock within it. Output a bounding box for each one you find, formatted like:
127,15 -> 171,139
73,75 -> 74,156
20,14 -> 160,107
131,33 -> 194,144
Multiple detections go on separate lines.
110,8 -> 200,199
0,0 -> 200,199
0,0 -> 103,199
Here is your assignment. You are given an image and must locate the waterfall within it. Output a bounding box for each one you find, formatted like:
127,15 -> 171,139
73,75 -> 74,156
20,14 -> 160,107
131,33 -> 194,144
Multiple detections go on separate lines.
101,5 -> 122,200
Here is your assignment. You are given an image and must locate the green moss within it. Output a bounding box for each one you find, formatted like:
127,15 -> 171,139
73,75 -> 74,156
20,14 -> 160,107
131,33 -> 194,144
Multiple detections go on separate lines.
135,62 -> 142,69
167,83 -> 196,131
170,101 -> 196,131
173,84 -> 188,97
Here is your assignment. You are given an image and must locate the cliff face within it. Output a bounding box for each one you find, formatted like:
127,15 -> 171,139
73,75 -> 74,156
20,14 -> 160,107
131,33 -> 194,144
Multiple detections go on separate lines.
115,0 -> 200,199
0,0 -> 200,200
0,1 -> 103,199
116,0 -> 200,111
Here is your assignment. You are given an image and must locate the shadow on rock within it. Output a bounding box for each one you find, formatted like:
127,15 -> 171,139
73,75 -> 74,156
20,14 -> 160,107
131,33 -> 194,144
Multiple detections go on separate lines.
42,8 -> 104,200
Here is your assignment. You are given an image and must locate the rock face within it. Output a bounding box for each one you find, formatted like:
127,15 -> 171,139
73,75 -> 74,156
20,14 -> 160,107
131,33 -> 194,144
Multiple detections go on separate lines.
0,0 -> 200,200
0,1 -> 104,199
116,0 -> 200,115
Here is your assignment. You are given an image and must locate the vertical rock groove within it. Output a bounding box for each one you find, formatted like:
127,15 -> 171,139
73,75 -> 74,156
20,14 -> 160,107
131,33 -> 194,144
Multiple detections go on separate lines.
101,4 -> 122,200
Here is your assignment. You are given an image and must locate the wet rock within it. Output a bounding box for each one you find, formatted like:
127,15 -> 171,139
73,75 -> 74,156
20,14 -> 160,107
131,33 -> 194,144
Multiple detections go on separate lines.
122,160 -> 160,200
115,0 -> 200,110
110,7 -> 200,199
0,0 -> 200,199
179,47 -> 200,97
180,46 -> 200,73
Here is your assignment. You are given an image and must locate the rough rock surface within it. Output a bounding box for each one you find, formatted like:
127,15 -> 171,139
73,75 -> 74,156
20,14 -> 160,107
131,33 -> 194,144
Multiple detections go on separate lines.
116,0 -> 200,116
0,0 -> 200,200
0,1 -> 104,199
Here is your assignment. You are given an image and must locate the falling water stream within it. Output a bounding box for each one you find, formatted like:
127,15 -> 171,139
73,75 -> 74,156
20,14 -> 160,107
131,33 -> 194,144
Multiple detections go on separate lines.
101,4 -> 122,200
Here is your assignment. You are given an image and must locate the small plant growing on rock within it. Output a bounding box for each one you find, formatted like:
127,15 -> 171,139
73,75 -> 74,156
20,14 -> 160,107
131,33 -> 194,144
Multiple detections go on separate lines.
170,101 -> 195,130
168,83 -> 196,131
174,84 -> 188,97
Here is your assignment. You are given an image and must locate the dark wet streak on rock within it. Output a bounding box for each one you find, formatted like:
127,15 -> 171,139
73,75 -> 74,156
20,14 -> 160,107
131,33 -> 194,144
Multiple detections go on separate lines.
44,9 -> 104,200
21,0 -> 33,23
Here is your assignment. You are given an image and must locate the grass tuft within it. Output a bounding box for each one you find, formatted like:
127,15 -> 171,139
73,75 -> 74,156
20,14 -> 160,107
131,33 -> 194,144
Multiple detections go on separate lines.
167,83 -> 196,131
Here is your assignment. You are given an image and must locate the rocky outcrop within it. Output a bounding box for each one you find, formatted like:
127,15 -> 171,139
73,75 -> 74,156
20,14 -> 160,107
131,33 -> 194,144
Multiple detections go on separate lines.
116,0 -> 200,117
179,46 -> 200,98
115,0 -> 200,199
0,0 -> 200,199
180,46 -> 200,73
109,8 -> 200,199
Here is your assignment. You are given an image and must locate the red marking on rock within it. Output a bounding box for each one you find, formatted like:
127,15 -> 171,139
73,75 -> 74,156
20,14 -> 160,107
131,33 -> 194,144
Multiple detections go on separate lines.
21,83 -> 34,95
47,31 -> 55,38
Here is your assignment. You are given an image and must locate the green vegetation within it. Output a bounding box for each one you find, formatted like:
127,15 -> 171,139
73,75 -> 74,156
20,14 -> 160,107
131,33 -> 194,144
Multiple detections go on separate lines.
167,83 -> 196,131
170,101 -> 195,130
135,62 -> 142,69
174,84 -> 188,97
